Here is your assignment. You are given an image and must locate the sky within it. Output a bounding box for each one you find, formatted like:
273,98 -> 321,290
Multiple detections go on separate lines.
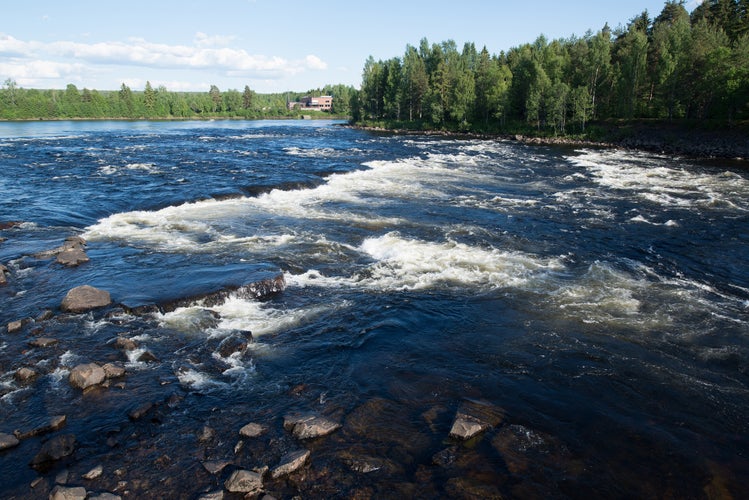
1,0 -> 702,94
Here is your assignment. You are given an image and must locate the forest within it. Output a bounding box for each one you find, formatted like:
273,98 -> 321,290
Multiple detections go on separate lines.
352,0 -> 749,135
0,80 -> 356,120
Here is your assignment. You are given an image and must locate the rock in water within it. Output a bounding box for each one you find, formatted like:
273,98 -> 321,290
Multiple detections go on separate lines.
239,422 -> 266,438
30,434 -> 76,468
49,485 -> 87,500
284,413 -> 341,440
224,469 -> 263,494
271,449 -> 310,478
449,399 -> 505,441
61,285 -> 111,313
0,432 -> 20,451
69,363 -> 106,391
56,248 -> 90,267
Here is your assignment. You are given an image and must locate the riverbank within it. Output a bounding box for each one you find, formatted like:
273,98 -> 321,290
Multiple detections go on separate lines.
347,121 -> 749,161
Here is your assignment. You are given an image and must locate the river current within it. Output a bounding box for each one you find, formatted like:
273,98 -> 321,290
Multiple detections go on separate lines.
1,120 -> 748,498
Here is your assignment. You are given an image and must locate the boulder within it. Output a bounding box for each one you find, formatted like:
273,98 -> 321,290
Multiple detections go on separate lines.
30,434 -> 76,468
69,363 -> 106,391
61,285 -> 111,313
284,413 -> 341,440
56,248 -> 90,267
239,422 -> 266,438
217,333 -> 250,358
224,469 -> 263,494
0,432 -> 20,451
49,485 -> 87,500
7,319 -> 26,333
271,449 -> 310,478
201,460 -> 231,475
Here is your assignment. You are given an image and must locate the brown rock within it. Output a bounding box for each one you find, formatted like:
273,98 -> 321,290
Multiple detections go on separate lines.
28,337 -> 59,348
61,285 -> 111,313
128,402 -> 154,421
14,367 -> 38,383
201,460 -> 231,475
102,363 -> 126,379
224,469 -> 263,494
449,399 -> 505,441
7,319 -> 25,333
271,449 -> 310,478
83,464 -> 103,480
114,337 -> 138,351
69,363 -> 106,391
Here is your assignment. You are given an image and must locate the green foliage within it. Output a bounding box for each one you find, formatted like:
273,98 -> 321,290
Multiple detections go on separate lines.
0,80 -> 357,121
351,0 -> 749,134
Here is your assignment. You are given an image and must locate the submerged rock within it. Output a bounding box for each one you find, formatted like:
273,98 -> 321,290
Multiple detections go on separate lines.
224,469 -> 263,494
69,363 -> 106,391
61,285 -> 111,313
217,333 -> 251,358
30,434 -> 76,468
28,337 -> 59,348
449,399 -> 506,441
160,274 -> 286,312
284,413 -> 341,440
271,449 -> 310,478
14,415 -> 67,440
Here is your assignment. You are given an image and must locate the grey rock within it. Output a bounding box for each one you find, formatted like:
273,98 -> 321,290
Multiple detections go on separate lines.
56,248 -> 89,267
49,485 -> 87,500
7,319 -> 25,333
449,399 -> 505,441
239,422 -> 266,438
0,432 -> 20,451
102,363 -> 125,379
61,285 -> 111,313
284,413 -> 341,440
15,367 -> 38,383
82,464 -> 103,480
224,469 -> 263,494
271,449 -> 310,478
197,491 -> 224,500
69,363 -> 106,391
201,460 -> 231,475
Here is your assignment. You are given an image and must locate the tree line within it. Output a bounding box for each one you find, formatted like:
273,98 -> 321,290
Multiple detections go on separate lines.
352,0 -> 749,134
0,79 -> 355,120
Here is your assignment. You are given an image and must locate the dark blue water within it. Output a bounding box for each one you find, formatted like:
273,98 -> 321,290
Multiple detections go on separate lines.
1,120 -> 748,498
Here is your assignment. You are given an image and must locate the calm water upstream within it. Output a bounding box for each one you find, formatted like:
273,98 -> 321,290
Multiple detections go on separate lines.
1,120 -> 748,498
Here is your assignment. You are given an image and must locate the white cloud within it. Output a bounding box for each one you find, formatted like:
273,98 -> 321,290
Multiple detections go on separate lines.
305,54 -> 328,70
0,59 -> 85,85
194,32 -> 237,48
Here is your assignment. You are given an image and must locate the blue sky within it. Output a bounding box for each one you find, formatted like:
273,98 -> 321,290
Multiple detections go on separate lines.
1,1 -> 700,94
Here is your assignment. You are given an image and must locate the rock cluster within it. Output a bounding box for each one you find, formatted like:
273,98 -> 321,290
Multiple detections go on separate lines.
35,235 -> 90,267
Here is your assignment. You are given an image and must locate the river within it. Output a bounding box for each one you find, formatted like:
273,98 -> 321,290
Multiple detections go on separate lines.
1,119 -> 748,498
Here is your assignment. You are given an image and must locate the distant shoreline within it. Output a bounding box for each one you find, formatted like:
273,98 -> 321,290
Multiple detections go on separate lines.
345,122 -> 749,161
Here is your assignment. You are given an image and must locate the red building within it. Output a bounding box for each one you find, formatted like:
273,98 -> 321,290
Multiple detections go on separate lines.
288,95 -> 333,111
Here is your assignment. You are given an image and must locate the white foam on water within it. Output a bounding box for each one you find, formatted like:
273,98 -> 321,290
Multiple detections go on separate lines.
175,367 -> 228,391
568,149 -> 749,211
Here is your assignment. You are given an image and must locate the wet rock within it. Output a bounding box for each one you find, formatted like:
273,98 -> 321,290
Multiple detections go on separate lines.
56,247 -> 90,267
69,363 -> 106,391
161,274 -> 286,312
37,309 -> 55,321
128,402 -> 155,421
61,285 -> 111,313
15,367 -> 38,383
491,423 -> 573,479
29,337 -> 59,348
102,363 -> 125,379
88,494 -> 121,500
284,413 -> 341,440
197,491 -> 224,500
224,469 -> 263,494
432,446 -> 459,467
197,425 -> 216,443
7,319 -> 26,333
55,468 -> 69,484
0,432 -> 20,451
217,333 -> 251,358
114,336 -> 137,351
83,464 -> 103,480
136,350 -> 159,363
271,449 -> 310,479
239,422 -> 267,438
49,485 -> 87,500
15,415 -> 67,440
202,460 -> 231,475
30,434 -> 76,468
445,477 -> 503,500
449,399 -> 505,441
